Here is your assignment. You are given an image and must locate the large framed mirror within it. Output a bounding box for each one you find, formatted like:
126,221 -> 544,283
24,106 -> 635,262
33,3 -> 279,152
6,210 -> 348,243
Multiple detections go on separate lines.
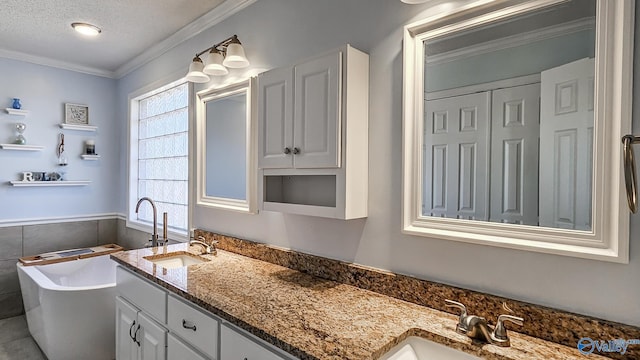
402,0 -> 633,262
196,78 -> 257,213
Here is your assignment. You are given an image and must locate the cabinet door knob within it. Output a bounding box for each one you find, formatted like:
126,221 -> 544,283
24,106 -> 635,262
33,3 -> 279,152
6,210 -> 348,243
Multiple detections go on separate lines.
292,147 -> 300,155
182,319 -> 197,331
284,147 -> 291,154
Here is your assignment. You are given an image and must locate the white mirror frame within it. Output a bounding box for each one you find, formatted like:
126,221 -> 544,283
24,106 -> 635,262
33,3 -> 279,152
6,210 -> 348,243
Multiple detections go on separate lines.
402,0 -> 634,262
195,78 -> 258,214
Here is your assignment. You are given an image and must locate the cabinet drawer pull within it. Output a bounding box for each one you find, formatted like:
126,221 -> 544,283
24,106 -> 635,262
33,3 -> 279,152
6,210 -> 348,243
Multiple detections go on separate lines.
284,147 -> 291,154
182,319 -> 197,331
292,147 -> 300,155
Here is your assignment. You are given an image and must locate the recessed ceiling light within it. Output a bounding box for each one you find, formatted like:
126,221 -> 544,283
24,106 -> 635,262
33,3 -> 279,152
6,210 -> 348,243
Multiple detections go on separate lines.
71,22 -> 101,36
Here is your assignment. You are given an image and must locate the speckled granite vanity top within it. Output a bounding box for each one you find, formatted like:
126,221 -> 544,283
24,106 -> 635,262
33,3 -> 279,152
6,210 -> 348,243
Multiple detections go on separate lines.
111,244 -> 604,360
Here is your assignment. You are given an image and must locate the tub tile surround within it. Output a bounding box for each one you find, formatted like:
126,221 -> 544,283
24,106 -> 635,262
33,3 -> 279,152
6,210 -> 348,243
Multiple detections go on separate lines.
0,219 -> 119,319
113,242 -> 609,360
194,230 -> 640,359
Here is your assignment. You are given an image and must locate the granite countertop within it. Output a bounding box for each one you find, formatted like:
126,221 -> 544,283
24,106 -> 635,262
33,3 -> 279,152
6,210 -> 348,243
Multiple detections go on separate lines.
111,244 -> 605,360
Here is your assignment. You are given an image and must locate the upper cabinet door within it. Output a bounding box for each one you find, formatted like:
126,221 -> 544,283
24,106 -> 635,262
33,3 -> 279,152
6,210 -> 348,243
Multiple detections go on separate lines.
258,67 -> 294,169
293,51 -> 342,168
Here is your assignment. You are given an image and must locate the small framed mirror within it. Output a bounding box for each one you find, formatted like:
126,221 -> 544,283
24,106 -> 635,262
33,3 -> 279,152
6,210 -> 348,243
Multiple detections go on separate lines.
195,79 -> 257,213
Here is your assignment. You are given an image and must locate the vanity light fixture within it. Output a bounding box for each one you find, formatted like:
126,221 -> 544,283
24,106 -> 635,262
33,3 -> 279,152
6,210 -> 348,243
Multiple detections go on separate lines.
185,35 -> 250,83
71,22 -> 101,36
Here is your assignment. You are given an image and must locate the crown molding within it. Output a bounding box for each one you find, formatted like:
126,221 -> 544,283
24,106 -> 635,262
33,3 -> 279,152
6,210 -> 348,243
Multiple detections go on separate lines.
114,0 -> 259,79
427,17 -> 595,65
0,0 -> 257,79
0,48 -> 116,78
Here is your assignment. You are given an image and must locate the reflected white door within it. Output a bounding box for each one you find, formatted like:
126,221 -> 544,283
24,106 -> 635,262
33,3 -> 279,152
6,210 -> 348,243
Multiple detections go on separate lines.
490,83 -> 540,225
539,58 -> 594,230
424,92 -> 490,220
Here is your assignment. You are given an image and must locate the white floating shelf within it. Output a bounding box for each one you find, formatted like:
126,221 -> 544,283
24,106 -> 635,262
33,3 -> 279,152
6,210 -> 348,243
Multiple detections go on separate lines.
0,144 -> 44,151
4,108 -> 29,116
58,123 -> 98,132
81,154 -> 100,160
9,180 -> 91,187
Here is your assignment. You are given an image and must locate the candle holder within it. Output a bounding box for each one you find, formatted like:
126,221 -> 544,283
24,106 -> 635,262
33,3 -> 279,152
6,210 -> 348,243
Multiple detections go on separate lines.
14,123 -> 26,145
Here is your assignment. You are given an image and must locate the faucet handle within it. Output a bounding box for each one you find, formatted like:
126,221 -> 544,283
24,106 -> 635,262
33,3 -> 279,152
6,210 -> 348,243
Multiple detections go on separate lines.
445,300 -> 469,333
492,314 -> 524,341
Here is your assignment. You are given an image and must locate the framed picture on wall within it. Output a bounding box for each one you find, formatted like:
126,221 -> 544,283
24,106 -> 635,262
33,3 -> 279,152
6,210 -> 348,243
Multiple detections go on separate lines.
64,103 -> 89,125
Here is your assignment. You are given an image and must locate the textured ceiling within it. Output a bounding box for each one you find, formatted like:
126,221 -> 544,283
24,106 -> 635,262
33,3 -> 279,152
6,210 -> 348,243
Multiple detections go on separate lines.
0,0 -> 226,75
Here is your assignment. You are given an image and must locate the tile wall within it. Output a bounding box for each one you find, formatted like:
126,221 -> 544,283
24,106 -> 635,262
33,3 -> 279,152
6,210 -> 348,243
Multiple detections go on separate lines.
0,218 -> 151,319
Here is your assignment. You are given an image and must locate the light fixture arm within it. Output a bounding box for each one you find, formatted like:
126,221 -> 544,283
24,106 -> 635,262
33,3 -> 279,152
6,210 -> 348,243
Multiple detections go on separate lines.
195,35 -> 241,58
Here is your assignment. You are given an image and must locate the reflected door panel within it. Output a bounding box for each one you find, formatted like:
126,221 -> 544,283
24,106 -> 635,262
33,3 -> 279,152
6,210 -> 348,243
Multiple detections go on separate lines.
540,58 -> 594,230
490,83 -> 540,225
424,92 -> 490,220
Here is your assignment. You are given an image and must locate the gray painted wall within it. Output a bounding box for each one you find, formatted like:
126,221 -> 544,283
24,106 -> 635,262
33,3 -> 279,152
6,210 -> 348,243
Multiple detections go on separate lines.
113,0 -> 638,327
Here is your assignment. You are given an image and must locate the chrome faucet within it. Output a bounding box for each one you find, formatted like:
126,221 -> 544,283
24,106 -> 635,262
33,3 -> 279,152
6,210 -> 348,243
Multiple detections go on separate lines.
189,236 -> 218,255
445,300 -> 523,347
135,197 -> 165,247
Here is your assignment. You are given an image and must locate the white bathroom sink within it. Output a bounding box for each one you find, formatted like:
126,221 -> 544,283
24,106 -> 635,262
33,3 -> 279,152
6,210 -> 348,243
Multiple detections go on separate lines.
379,337 -> 481,360
143,253 -> 209,269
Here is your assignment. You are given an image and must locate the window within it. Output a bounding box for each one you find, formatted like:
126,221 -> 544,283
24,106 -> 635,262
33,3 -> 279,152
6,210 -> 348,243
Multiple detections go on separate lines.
401,0 -> 632,262
128,81 -> 189,236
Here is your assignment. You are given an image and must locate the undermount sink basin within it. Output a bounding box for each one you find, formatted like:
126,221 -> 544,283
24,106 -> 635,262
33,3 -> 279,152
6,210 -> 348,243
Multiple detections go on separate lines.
379,337 -> 481,360
143,252 -> 209,269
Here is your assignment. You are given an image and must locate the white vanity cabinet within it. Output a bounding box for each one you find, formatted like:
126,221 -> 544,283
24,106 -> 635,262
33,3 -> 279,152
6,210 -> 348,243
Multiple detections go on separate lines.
116,297 -> 167,360
116,266 -> 296,360
221,323 -> 293,360
166,295 -> 219,359
116,267 -> 168,360
258,44 -> 369,219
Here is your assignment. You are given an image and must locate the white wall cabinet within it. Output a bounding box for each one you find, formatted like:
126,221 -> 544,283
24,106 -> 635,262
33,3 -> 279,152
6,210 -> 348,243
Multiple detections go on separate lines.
257,44 -> 369,219
259,51 -> 341,169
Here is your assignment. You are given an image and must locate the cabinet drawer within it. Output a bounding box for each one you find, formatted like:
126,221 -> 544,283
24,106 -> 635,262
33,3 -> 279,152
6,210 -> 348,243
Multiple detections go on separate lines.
221,324 -> 289,360
168,333 -> 209,360
167,295 -> 218,359
116,266 -> 167,323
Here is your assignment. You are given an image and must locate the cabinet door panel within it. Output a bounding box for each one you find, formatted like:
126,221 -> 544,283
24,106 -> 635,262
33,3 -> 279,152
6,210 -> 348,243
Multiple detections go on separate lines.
116,296 -> 139,360
139,312 -> 167,360
221,324 -> 287,360
167,333 -> 208,360
259,67 -> 294,169
294,51 -> 341,168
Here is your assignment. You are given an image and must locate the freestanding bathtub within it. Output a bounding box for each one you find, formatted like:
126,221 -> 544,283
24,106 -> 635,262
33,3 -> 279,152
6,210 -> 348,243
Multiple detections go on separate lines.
17,254 -> 117,360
